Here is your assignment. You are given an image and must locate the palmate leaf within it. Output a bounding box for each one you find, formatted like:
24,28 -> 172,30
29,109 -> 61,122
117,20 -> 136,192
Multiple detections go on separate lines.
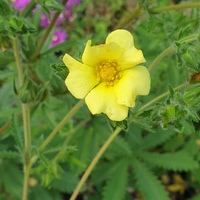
102,158 -> 129,200
137,151 -> 199,171
107,135 -> 132,156
52,171 -> 79,193
91,160 -> 124,185
133,127 -> 175,150
133,158 -> 170,200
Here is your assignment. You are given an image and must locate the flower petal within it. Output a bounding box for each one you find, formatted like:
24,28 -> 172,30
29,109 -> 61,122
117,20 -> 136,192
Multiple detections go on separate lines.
105,29 -> 134,50
114,66 -> 151,107
63,53 -> 99,99
82,40 -> 123,67
85,83 -> 128,121
118,47 -> 146,70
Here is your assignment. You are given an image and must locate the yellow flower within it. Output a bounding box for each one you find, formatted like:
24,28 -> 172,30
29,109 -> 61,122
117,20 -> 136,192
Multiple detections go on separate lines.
63,29 -> 150,121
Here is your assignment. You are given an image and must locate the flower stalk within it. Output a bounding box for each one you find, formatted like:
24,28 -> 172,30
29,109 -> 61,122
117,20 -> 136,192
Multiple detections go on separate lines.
70,127 -> 122,200
150,3 -> 200,13
148,34 -> 198,72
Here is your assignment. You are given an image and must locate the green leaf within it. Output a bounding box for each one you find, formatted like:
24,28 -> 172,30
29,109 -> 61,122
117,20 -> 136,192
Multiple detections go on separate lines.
108,135 -> 132,156
0,50 -> 15,66
9,17 -> 24,33
132,117 -> 155,133
52,172 -> 79,193
107,117 -> 128,131
183,48 -> 200,70
137,151 -> 199,171
0,150 -> 20,159
22,19 -> 37,34
189,194 -> 200,200
51,62 -> 69,81
183,83 -> 200,106
133,127 -> 175,150
72,128 -> 95,175
103,158 -> 129,200
30,185 -> 62,200
91,160 -> 122,185
168,84 -> 175,98
0,161 -> 23,199
0,0 -> 11,17
0,20 -> 9,35
36,81 -> 49,101
133,158 -> 170,200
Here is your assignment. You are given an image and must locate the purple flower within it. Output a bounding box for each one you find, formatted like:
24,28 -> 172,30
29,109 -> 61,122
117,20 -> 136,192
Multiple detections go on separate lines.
50,29 -> 68,48
40,12 -> 66,28
65,8 -> 73,20
40,13 -> 49,28
66,0 -> 82,8
13,0 -> 31,11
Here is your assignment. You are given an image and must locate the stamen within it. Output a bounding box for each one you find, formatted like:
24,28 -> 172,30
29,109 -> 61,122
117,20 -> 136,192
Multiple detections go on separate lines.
96,60 -> 122,86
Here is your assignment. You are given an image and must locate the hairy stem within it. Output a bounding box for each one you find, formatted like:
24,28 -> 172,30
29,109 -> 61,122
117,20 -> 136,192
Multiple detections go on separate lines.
39,99 -> 85,153
22,161 -> 33,200
150,3 -> 200,13
148,34 -> 198,72
13,39 -> 23,86
12,39 -> 31,200
30,0 -> 68,62
70,127 -> 122,200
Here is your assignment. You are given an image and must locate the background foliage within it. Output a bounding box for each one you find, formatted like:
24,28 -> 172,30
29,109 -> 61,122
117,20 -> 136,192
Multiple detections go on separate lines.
0,0 -> 200,200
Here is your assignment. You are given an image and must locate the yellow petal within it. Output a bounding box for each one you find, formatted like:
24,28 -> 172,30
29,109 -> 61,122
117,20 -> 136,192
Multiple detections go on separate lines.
85,83 -> 128,121
63,53 -> 99,99
82,40 -> 123,67
114,66 -> 150,107
118,47 -> 146,70
105,29 -> 134,50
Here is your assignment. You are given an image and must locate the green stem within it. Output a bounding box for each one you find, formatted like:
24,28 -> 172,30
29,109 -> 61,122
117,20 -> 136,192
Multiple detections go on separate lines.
148,34 -> 198,72
13,39 -> 23,86
39,99 -> 85,153
70,127 -> 122,200
134,82 -> 189,117
23,104 -> 31,164
30,0 -> 68,62
115,4 -> 143,29
12,39 -> 31,200
22,161 -> 33,200
148,46 -> 174,72
150,3 -> 200,13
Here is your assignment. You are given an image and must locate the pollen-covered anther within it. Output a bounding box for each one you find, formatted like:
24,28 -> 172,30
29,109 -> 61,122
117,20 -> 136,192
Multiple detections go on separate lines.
96,60 -> 121,86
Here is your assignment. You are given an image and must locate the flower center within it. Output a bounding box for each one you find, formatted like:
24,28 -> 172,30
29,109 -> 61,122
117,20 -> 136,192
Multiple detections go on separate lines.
96,60 -> 122,86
